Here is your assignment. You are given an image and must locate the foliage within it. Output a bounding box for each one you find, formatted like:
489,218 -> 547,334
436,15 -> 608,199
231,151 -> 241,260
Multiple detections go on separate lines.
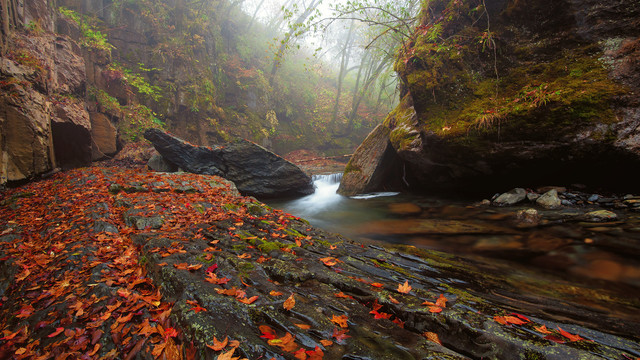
88,86 -> 165,142
58,7 -> 115,53
107,63 -> 162,102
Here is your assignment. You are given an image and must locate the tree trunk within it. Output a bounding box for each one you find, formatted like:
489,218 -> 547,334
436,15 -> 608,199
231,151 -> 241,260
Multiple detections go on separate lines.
269,0 -> 321,83
246,0 -> 266,32
331,19 -> 356,126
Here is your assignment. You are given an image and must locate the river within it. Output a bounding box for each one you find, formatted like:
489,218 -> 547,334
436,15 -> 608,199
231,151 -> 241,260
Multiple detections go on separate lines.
268,173 -> 640,300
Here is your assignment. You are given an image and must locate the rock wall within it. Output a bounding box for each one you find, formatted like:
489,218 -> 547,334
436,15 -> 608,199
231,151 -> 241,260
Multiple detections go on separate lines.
342,0 -> 640,195
0,0 -> 121,186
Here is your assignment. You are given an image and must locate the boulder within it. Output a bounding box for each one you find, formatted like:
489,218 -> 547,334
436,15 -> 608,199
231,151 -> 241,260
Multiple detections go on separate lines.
90,112 -> 118,160
345,0 -> 640,195
144,129 -> 313,198
338,124 -> 403,196
536,189 -> 562,209
493,188 -> 527,206
147,153 -> 178,172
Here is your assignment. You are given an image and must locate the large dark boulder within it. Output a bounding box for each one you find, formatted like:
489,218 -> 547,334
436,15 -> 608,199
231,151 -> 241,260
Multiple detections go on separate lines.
344,0 -> 640,195
144,128 -> 314,198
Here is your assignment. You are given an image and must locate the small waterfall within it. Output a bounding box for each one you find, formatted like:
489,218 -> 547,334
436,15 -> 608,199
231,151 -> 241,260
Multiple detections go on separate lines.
312,173 -> 343,184
284,173 -> 344,215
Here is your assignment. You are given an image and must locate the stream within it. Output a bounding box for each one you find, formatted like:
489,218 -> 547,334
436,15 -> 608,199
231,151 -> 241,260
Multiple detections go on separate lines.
268,173 -> 640,322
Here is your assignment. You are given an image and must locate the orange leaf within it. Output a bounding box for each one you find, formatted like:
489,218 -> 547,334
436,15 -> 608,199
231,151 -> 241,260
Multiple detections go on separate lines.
388,296 -> 400,304
435,294 -> 447,308
257,256 -> 271,263
428,306 -> 442,313
207,336 -> 228,351
216,347 -> 236,360
423,332 -> 442,345
397,280 -> 411,294
294,348 -> 307,360
283,294 -> 295,311
259,325 -> 276,340
174,263 -> 189,270
319,257 -> 338,266
237,295 -> 258,304
187,264 -> 203,271
534,325 -> 552,334
370,283 -> 384,288
269,291 -> 283,296
494,315 -> 527,325
47,327 -> 64,338
331,314 -> 348,328
294,323 -> 311,330
237,253 -> 251,259
319,339 -> 333,347
557,327 -> 584,342
116,313 -> 134,323
334,292 -> 353,299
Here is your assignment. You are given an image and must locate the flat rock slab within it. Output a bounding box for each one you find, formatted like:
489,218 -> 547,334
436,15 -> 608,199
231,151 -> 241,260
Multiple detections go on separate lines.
144,128 -> 314,198
0,167 -> 638,359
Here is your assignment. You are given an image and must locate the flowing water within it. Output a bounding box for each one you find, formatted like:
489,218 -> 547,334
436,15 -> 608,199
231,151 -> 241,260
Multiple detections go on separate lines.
268,174 -> 640,295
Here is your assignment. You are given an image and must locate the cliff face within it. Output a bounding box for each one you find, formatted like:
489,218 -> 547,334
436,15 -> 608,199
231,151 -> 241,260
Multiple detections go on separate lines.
341,0 -> 640,195
1,0 -> 94,185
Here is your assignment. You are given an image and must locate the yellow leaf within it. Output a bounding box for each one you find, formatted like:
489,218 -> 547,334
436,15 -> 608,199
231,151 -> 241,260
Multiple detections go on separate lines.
397,280 -> 411,294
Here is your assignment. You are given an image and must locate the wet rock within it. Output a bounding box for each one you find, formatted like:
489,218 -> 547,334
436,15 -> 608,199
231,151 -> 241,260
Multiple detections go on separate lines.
90,112 -> 118,160
493,188 -> 527,206
516,208 -> 540,225
338,124 -> 403,196
147,153 -> 179,172
584,210 -> 618,222
588,194 -> 600,202
536,189 -> 562,209
526,192 -> 540,202
144,128 -> 313,198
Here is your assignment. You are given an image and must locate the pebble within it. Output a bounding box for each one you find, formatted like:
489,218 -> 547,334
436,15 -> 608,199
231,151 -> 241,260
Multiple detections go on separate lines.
588,194 -> 600,202
516,208 -> 540,224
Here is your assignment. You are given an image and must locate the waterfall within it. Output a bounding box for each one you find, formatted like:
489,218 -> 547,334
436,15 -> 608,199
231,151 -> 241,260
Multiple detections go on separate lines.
312,173 -> 343,184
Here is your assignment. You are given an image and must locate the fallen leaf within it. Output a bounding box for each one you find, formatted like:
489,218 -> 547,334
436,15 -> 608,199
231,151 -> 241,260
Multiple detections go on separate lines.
397,280 -> 411,294
388,295 -> 400,304
207,336 -> 228,351
428,306 -> 442,313
331,314 -> 348,328
237,253 -> 251,259
259,325 -> 276,340
370,282 -> 384,288
557,327 -> 584,342
237,295 -> 258,304
332,328 -> 350,343
294,323 -> 311,330
216,347 -> 236,360
319,257 -> 338,266
435,294 -> 447,308
423,332 -> 442,345
334,292 -> 353,299
319,339 -> 333,347
47,327 -> 64,338
269,291 -> 283,296
534,325 -> 552,334
283,294 -> 295,311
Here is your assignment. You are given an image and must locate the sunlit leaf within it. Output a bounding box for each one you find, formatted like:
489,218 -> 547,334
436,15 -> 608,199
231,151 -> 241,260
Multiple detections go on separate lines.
207,336 -> 228,351
397,280 -> 411,294
331,314 -> 348,328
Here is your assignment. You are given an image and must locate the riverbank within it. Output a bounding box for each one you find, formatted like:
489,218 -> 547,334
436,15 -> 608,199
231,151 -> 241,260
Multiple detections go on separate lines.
1,166 -> 639,359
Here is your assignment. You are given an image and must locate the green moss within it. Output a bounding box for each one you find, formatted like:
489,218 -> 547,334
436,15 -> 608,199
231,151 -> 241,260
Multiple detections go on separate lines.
343,160 -> 362,174
257,240 -> 293,253
231,244 -> 246,251
196,253 -> 215,263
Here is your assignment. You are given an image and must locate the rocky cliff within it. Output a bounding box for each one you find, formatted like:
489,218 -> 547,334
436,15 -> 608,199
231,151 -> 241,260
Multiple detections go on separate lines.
340,0 -> 640,196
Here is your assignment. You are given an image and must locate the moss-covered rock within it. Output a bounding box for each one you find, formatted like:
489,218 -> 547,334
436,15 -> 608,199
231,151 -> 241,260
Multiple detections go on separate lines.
346,0 -> 640,195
